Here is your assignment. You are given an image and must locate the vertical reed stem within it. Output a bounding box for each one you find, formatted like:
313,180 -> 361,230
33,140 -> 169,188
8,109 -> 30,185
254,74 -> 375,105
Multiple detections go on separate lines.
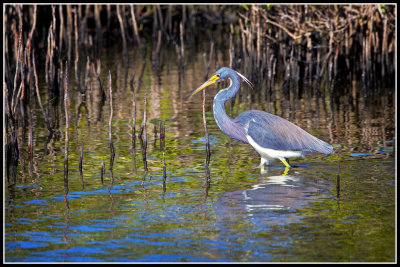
139,93 -> 148,174
132,90 -> 137,173
162,151 -> 167,192
64,61 -> 69,195
108,70 -> 115,170
160,120 -> 165,151
79,142 -> 84,189
202,89 -> 211,181
101,159 -> 105,185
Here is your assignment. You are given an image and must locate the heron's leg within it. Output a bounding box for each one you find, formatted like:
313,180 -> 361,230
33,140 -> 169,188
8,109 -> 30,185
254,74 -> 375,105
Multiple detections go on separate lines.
259,157 -> 269,168
279,157 -> 291,168
282,166 -> 290,176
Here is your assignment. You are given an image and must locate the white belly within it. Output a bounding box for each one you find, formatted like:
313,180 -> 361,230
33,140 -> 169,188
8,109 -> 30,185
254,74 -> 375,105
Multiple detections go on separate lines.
246,135 -> 305,159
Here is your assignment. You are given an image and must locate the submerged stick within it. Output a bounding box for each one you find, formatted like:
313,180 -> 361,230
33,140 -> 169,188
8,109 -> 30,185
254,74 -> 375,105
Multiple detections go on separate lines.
202,90 -> 211,166
203,162 -> 211,203
79,142 -> 84,189
159,120 -> 165,152
108,168 -> 114,193
27,105 -> 33,177
28,124 -> 33,177
132,89 -> 137,173
336,164 -> 340,199
138,94 -> 148,176
140,134 -> 148,174
153,125 -> 158,147
64,61 -> 69,195
162,151 -> 167,193
139,93 -> 147,142
108,70 -> 115,170
100,159 -> 105,185
140,93 -> 148,173
132,90 -> 136,139
140,169 -> 148,187
202,89 -> 211,189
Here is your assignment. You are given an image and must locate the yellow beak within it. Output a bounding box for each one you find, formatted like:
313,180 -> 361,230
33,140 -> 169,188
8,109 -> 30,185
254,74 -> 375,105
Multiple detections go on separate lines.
185,75 -> 219,100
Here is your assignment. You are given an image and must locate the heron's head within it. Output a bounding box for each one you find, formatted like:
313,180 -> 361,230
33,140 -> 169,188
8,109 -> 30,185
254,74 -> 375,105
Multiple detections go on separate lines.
185,67 -> 252,100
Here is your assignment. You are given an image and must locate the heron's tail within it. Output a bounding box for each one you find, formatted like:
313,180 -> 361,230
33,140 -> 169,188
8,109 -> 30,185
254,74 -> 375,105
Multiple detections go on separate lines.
315,139 -> 333,154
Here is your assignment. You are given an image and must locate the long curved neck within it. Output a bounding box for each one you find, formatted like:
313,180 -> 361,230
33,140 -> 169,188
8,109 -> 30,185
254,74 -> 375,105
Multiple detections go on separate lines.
212,74 -> 240,120
214,74 -> 241,103
212,74 -> 248,143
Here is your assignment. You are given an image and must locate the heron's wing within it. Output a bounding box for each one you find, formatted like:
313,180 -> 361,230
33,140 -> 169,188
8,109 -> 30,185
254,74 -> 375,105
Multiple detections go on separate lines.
235,110 -> 332,153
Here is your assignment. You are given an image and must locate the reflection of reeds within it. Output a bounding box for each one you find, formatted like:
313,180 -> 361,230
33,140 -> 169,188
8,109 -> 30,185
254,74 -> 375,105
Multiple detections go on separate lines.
4,83 -> 19,184
92,59 -> 106,101
45,6 -> 60,98
152,30 -> 163,72
83,56 -> 90,96
3,4 -> 395,188
33,50 -> 53,133
73,6 -> 81,94
203,42 -> 214,81
116,5 -> 128,57
130,5 -> 144,62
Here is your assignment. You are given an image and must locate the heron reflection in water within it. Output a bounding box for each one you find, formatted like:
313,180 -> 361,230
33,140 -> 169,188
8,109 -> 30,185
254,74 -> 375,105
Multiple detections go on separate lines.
186,67 -> 333,173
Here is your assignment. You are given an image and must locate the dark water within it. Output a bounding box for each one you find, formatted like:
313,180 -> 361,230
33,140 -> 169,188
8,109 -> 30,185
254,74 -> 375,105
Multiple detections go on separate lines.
5,45 -> 395,262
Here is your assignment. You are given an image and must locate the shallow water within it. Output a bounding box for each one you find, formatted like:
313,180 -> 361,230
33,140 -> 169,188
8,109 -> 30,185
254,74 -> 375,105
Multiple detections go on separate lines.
5,45 -> 395,262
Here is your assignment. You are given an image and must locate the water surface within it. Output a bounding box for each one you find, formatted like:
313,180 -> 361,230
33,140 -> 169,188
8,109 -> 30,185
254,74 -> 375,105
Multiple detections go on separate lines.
5,45 -> 395,262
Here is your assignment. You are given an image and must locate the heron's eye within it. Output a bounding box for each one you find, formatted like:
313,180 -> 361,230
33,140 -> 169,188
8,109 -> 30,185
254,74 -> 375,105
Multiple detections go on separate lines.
216,74 -> 220,78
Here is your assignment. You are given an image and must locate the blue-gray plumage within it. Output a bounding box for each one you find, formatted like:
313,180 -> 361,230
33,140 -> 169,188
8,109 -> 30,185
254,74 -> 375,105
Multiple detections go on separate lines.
185,67 -> 333,168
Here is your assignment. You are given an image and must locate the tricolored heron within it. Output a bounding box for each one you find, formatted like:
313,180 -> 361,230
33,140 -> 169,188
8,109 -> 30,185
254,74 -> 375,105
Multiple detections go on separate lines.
185,67 -> 333,169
